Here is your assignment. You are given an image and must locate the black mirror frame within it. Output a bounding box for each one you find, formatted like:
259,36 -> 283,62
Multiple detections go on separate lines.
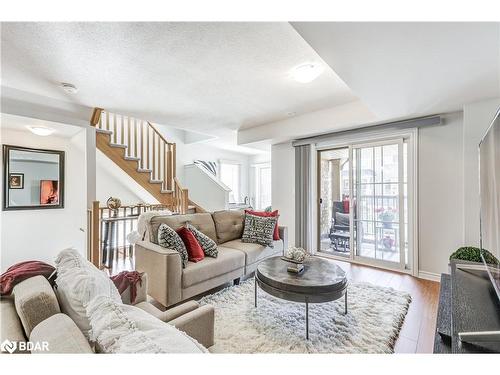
2,144 -> 65,211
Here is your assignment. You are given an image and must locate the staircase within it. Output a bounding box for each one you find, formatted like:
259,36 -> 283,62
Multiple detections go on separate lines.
90,108 -> 200,214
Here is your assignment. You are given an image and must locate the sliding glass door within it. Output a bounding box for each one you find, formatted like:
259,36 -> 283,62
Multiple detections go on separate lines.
318,137 -> 412,272
351,140 -> 408,269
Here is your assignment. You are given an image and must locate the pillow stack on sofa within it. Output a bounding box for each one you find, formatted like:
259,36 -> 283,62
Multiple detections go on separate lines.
54,248 -> 207,353
157,222 -> 219,267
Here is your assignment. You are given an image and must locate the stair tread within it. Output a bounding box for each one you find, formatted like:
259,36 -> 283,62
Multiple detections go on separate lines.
96,129 -> 113,134
124,156 -> 140,161
137,168 -> 153,173
109,143 -> 127,149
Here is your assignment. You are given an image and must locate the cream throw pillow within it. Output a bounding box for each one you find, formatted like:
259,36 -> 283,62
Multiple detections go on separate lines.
54,248 -> 121,339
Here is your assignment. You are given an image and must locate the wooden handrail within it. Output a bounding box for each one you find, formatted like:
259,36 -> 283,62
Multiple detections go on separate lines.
147,122 -> 175,146
91,108 -> 196,214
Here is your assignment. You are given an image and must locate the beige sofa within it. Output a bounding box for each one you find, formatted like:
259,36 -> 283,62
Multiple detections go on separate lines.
135,210 -> 288,308
1,273 -> 214,353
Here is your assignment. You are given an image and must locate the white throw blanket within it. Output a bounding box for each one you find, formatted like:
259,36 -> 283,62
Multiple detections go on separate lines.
126,210 -> 172,244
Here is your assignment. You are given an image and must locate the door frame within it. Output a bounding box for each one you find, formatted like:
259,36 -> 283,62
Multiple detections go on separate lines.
315,127 -> 419,277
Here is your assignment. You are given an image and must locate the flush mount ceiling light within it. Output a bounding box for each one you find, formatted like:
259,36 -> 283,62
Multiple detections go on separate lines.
290,63 -> 324,83
60,82 -> 78,94
27,126 -> 55,136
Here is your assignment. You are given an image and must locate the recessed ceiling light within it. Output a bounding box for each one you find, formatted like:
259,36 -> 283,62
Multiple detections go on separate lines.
290,63 -> 324,83
60,82 -> 78,94
27,126 -> 55,136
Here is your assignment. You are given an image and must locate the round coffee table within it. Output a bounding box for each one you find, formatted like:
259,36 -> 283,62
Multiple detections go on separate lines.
255,256 -> 348,340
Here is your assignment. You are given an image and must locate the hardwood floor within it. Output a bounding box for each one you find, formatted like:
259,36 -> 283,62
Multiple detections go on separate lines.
325,258 -> 440,353
111,253 -> 440,353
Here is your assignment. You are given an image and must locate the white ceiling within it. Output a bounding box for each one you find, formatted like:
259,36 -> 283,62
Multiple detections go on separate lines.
1,113 -> 84,138
2,22 -> 499,150
1,22 -> 356,137
291,22 -> 500,119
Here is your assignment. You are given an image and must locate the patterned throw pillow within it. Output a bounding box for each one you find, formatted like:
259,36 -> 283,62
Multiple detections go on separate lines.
157,223 -> 188,268
186,223 -> 218,258
242,213 -> 278,248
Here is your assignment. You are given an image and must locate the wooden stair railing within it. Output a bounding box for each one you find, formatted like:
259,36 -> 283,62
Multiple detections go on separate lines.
90,108 -> 195,215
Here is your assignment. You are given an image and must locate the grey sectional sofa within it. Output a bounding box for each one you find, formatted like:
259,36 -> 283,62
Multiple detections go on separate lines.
135,210 -> 288,308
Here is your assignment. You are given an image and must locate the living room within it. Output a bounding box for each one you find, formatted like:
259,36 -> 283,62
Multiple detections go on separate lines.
1,1 -> 499,374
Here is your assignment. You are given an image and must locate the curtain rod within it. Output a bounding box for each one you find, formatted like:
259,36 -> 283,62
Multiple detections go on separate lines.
292,115 -> 442,147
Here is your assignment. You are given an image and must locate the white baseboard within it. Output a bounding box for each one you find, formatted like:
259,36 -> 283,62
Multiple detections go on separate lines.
418,271 -> 441,282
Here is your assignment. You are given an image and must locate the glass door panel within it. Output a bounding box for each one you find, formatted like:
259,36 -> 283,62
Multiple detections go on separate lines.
318,147 -> 350,257
352,141 -> 405,267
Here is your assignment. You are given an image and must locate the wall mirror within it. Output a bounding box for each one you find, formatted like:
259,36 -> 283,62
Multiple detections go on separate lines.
3,145 -> 65,210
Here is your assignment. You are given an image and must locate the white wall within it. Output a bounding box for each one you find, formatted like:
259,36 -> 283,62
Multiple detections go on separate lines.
1,128 -> 87,271
418,112 -> 465,275
271,100 -> 500,277
96,149 -> 157,205
184,164 -> 230,212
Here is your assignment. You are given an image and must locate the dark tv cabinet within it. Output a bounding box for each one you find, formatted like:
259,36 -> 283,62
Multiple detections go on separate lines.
434,260 -> 500,353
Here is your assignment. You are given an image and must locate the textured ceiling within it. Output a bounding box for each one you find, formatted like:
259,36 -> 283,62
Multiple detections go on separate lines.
292,22 -> 500,119
1,22 -> 356,135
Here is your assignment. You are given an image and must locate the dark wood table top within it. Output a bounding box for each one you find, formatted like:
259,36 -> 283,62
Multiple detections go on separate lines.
256,256 -> 347,296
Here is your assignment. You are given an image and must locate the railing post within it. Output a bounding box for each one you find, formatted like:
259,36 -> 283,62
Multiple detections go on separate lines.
90,108 -> 103,127
182,188 -> 189,214
91,201 -> 101,268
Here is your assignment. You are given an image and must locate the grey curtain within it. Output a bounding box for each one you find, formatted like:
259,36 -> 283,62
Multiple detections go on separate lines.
295,144 -> 314,253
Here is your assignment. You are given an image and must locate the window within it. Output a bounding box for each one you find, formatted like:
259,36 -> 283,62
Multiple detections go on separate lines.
219,161 -> 241,203
254,164 -> 271,210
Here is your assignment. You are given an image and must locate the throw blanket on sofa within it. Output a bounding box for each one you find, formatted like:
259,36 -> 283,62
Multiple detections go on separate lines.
127,209 -> 172,244
0,260 -> 56,295
111,271 -> 143,304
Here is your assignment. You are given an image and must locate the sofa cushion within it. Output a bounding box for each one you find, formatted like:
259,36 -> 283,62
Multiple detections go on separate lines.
212,210 -> 245,244
30,313 -> 94,353
54,248 -> 122,339
222,239 -> 283,265
187,223 -> 218,258
158,223 -> 189,268
149,213 -> 217,243
1,298 -> 28,353
87,296 -> 207,353
241,213 -> 278,248
182,247 -> 245,288
12,275 -> 61,337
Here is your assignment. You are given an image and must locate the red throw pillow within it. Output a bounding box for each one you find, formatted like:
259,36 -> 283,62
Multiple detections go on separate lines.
177,227 -> 205,262
342,199 -> 350,214
245,209 -> 280,240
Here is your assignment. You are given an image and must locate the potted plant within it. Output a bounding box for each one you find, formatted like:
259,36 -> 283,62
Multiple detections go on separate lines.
378,208 -> 396,229
449,246 -> 499,265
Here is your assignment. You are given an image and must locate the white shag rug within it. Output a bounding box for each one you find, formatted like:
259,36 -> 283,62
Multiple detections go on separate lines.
199,279 -> 411,353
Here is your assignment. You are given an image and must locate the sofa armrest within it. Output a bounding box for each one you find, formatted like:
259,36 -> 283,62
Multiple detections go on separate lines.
120,273 -> 148,305
135,241 -> 182,308
30,313 -> 93,353
169,304 -> 215,348
135,300 -> 200,322
279,226 -> 288,252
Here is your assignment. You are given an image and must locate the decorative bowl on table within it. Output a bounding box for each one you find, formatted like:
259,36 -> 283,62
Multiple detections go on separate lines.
282,247 -> 308,274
